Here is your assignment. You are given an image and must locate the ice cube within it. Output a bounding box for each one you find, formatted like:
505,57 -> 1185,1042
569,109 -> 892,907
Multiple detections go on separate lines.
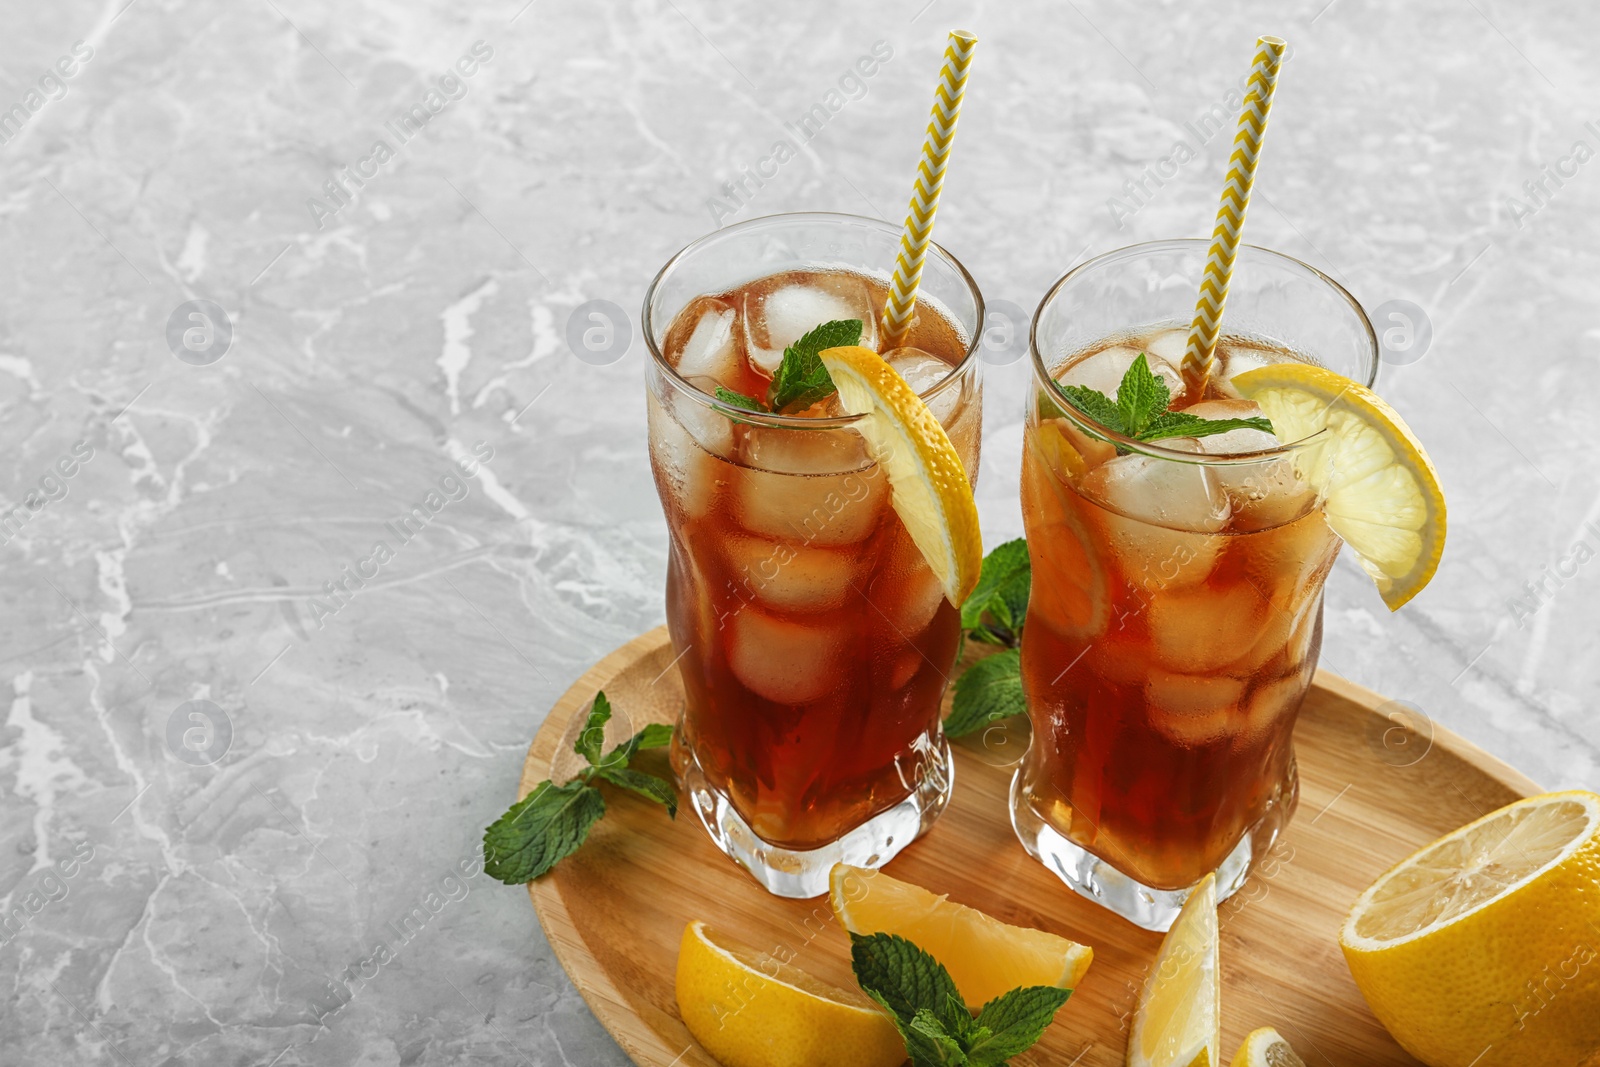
1242,511 -> 1340,599
733,464 -> 888,546
885,347 -> 960,423
1057,344 -> 1185,402
1232,595 -> 1320,678
885,348 -> 952,393
1080,448 -> 1230,589
741,424 -> 871,475
723,536 -> 859,613
1186,399 -> 1279,454
1141,327 -> 1190,365
1210,346 -> 1277,399
881,570 -> 947,635
672,298 -> 741,382
1227,460 -> 1319,530
726,606 -> 844,704
1221,345 -> 1275,378
743,275 -> 879,374
1146,668 -> 1245,746
1183,399 -> 1322,529
1238,673 -> 1308,739
672,376 -> 738,459
1084,442 -> 1226,524
646,391 -> 727,518
1145,581 -> 1269,673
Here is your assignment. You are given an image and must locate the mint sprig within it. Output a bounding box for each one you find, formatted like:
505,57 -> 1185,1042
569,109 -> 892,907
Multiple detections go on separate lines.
482,692 -> 676,883
960,539 -> 1030,647
705,319 -> 863,415
1055,352 -> 1274,443
946,540 -> 1031,739
768,318 -> 861,413
851,932 -> 1072,1067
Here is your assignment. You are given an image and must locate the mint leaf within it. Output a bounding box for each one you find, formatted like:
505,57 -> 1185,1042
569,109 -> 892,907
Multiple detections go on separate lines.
961,539 -> 1031,646
1053,349 -> 1275,445
767,319 -> 862,413
482,780 -> 606,883
851,931 -> 1070,1067
850,932 -> 964,1028
904,1009 -> 969,1066
600,721 -> 675,768
1116,353 -> 1171,437
945,648 -> 1024,738
573,693 -> 612,766
715,385 -> 765,413
967,986 -> 1073,1065
483,694 -> 676,884
1140,409 -> 1275,443
1054,383 -> 1125,435
593,766 -> 678,818
940,991 -> 975,1040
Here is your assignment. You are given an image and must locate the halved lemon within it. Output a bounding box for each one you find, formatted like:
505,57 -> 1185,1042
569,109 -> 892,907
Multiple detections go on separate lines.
829,863 -> 1093,1010
1231,363 -> 1445,611
1340,791 -> 1600,1067
674,921 -> 904,1067
1129,873 -> 1220,1067
821,345 -> 982,604
1229,1027 -> 1305,1067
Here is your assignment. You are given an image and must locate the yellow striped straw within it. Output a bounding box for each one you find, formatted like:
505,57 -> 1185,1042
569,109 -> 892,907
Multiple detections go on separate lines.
881,29 -> 978,346
1181,35 -> 1289,393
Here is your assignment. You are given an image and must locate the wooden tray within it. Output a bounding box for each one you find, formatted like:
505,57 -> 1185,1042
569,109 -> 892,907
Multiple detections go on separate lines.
521,627 -> 1541,1067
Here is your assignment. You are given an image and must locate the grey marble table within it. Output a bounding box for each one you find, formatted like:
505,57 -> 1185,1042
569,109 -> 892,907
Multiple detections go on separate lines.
1,0 -> 1595,1063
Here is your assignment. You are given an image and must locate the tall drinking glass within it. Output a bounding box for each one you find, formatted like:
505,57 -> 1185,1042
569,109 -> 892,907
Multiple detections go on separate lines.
643,212 -> 984,898
1013,240 -> 1378,930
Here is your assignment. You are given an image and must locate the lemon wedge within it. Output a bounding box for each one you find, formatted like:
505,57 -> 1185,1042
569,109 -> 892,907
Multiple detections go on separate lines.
1228,1027 -> 1305,1067
1231,363 -> 1445,610
1129,873 -> 1220,1067
674,920 -> 904,1067
828,863 -> 1093,1009
1340,791 -> 1600,1067
821,345 -> 982,604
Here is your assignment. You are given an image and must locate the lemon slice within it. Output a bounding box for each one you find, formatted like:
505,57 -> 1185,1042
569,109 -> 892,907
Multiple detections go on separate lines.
675,921 -> 905,1067
1340,791 -> 1600,1067
828,863 -> 1093,1008
821,345 -> 982,604
1130,873 -> 1219,1067
1229,1028 -> 1305,1067
1230,363 -> 1445,611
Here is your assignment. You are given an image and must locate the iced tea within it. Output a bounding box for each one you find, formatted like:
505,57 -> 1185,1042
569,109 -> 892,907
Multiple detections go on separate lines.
643,215 -> 983,896
1011,241 -> 1378,929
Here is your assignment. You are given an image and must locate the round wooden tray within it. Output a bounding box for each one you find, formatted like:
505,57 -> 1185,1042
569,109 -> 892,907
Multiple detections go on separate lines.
521,627 -> 1541,1067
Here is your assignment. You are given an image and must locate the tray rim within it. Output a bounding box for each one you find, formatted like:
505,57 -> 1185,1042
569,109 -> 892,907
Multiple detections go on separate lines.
520,625 -> 1543,1067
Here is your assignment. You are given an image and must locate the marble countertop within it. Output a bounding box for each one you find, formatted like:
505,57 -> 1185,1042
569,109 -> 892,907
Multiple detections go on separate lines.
2,0 -> 1596,1062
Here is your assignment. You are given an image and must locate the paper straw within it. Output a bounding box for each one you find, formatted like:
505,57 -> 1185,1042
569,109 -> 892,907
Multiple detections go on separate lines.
1181,35 -> 1289,393
881,29 -> 978,346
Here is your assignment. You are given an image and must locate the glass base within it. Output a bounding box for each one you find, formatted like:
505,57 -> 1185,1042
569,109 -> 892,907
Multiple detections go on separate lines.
1008,761 -> 1298,931
678,739 -> 955,899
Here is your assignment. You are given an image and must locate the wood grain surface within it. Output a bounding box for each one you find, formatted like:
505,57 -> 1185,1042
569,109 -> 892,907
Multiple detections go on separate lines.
521,627 -> 1541,1067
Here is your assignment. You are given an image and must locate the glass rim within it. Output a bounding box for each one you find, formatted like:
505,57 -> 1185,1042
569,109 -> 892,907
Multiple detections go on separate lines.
642,210 -> 985,431
1027,238 -> 1380,465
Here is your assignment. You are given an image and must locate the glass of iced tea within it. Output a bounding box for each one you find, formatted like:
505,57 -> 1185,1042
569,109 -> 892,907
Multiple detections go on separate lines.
644,212 -> 983,898
1012,240 -> 1378,930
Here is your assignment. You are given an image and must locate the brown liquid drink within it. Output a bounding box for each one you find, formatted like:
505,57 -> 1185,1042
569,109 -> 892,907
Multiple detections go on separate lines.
644,214 -> 983,898
1019,329 -> 1338,891
1011,240 -> 1378,930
